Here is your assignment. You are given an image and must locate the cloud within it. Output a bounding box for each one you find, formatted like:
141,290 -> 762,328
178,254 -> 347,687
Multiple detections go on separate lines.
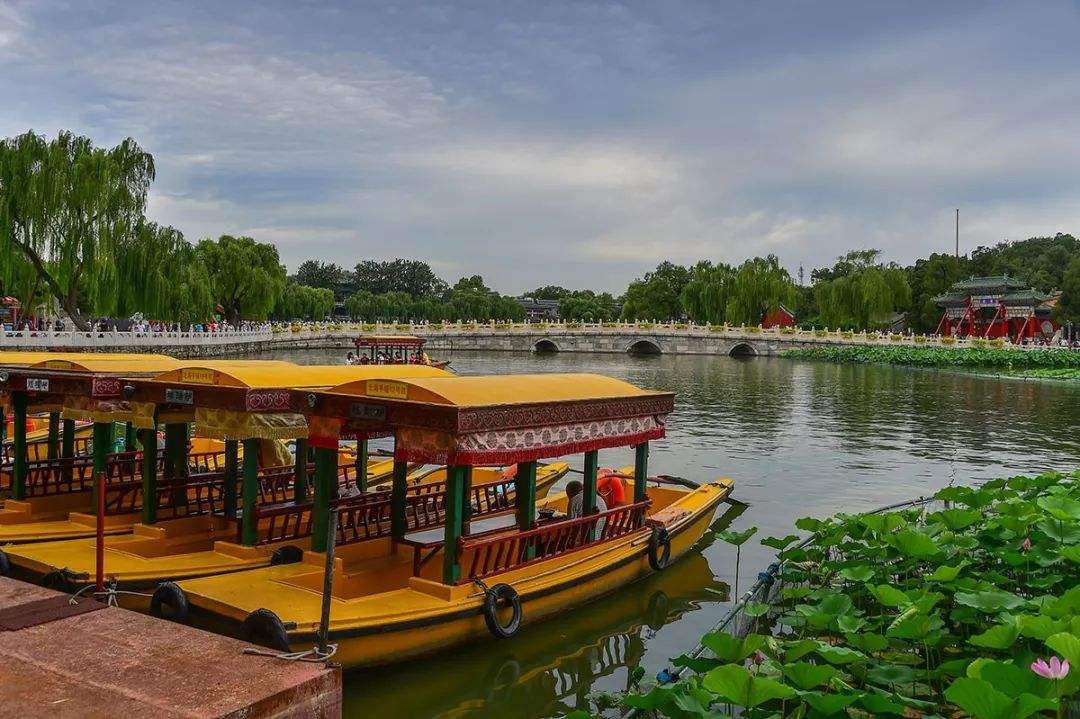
2,1 -> 1080,293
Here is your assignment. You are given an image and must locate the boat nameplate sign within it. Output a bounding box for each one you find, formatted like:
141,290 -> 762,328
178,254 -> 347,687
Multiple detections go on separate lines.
165,388 -> 194,405
179,368 -> 216,385
44,360 -> 73,370
26,378 -> 49,392
349,402 -> 387,421
366,380 -> 407,400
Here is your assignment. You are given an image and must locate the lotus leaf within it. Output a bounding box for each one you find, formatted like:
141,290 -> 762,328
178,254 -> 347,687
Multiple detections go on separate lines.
701,664 -> 796,707
944,678 -> 1056,719
954,589 -> 1027,613
699,632 -> 766,663
716,526 -> 757,547
968,622 -> 1020,650
780,661 -> 838,689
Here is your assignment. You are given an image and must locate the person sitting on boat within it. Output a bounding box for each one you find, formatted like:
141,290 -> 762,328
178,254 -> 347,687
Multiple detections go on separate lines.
346,352 -> 356,365
596,467 -> 627,507
566,479 -> 607,535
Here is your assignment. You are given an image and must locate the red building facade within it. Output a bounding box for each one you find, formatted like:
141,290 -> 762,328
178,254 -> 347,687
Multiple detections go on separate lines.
934,276 -> 1058,343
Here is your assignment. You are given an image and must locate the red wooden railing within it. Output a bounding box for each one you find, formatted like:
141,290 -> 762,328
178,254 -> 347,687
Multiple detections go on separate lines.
252,475 -> 518,547
1,436 -> 93,463
457,500 -> 651,584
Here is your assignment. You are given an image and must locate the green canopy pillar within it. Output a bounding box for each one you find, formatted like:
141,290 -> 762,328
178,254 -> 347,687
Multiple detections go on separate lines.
10,393 -> 28,501
61,418 -> 76,487
91,420 -> 114,508
583,450 -> 599,514
124,422 -> 136,452
355,438 -> 368,492
163,423 -> 189,509
293,438 -> 309,503
222,439 -> 239,518
240,437 -> 260,546
442,465 -> 468,585
634,442 -> 649,504
140,428 -> 159,524
47,412 -> 60,459
390,459 -> 409,539
310,446 -> 337,552
515,461 -> 538,560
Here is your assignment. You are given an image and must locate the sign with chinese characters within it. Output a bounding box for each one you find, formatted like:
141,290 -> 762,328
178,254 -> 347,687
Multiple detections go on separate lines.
349,403 -> 387,421
179,368 -> 216,384
164,388 -> 194,405
366,380 -> 408,400
26,378 -> 49,392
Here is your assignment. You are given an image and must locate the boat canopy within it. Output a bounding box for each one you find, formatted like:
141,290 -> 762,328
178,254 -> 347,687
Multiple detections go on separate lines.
305,373 -> 674,465
125,363 -> 451,440
353,335 -> 426,348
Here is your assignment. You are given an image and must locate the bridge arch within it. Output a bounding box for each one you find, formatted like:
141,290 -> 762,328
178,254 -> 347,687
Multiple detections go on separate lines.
532,338 -> 561,353
625,338 -> 663,355
728,341 -> 758,357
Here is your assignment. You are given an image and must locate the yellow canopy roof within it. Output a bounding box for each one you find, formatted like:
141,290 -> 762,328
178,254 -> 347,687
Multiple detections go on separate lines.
29,355 -> 185,374
149,362 -> 449,389
327,373 -> 663,407
0,351 -> 165,366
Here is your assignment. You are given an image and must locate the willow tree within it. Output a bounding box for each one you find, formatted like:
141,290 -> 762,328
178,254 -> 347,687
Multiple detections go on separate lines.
724,255 -> 798,326
814,250 -> 912,329
681,261 -> 736,324
116,222 -> 214,323
0,130 -> 155,329
195,235 -> 287,325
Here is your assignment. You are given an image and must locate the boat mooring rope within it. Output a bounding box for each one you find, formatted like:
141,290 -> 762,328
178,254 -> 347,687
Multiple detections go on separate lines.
242,644 -> 338,662
68,578 -> 153,607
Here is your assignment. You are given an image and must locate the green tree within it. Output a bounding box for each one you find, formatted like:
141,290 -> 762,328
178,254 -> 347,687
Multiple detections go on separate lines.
814,250 -> 911,329
724,255 -> 798,326
1058,256 -> 1080,322
526,285 -> 572,301
294,260 -> 346,296
344,289 -> 378,320
906,253 -> 970,332
558,290 -> 617,321
681,261 -> 736,324
195,235 -> 286,325
353,259 -> 447,298
0,130 -> 155,329
117,222 -> 214,323
275,282 -> 335,321
620,261 -> 692,321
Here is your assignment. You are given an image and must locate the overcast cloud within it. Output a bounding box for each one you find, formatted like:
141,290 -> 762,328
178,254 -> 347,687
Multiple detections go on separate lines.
2,1 -> 1079,292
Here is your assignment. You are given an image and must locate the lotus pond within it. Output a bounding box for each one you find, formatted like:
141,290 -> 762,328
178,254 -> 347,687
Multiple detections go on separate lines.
608,470 -> 1080,719
783,346 -> 1080,379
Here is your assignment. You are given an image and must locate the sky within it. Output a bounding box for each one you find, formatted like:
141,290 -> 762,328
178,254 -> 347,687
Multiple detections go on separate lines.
2,1 -> 1080,294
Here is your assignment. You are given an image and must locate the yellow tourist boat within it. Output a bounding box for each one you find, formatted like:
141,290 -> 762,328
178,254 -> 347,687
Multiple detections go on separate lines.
157,373 -> 732,668
0,362 -> 474,589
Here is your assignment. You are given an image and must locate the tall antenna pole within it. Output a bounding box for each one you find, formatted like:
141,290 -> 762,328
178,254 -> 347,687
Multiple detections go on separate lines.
955,208 -> 959,258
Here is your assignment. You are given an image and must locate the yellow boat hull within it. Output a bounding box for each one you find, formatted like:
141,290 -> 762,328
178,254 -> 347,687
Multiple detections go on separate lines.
178,478 -> 732,668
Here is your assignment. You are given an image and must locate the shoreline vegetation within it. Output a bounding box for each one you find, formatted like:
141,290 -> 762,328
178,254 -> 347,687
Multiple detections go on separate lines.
606,471 -> 1080,719
782,346 -> 1080,380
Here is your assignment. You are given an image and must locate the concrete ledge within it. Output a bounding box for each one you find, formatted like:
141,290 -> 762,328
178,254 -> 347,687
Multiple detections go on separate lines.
0,577 -> 341,718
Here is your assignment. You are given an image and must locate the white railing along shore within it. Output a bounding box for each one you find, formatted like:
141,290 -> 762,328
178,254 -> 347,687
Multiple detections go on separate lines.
1,321 -> 1073,351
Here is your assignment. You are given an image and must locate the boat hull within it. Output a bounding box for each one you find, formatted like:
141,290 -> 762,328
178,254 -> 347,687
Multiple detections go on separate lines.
181,479 -> 732,668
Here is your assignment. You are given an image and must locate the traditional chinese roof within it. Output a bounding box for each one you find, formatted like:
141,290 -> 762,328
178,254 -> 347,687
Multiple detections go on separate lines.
950,275 -> 1029,292
354,335 -> 426,348
124,363 -> 451,440
303,373 -> 673,465
1001,290 -> 1052,306
931,292 -> 968,307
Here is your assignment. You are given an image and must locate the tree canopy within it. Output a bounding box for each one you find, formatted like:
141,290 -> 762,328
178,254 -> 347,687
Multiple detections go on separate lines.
353,259 -> 448,298
275,282 -> 335,321
814,250 -> 911,329
620,261 -> 692,321
195,235 -> 287,324
0,130 -> 155,328
294,260 -> 347,298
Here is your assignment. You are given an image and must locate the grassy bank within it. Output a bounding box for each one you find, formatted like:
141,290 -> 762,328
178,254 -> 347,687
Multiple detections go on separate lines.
783,345 -> 1080,379
609,471 -> 1080,719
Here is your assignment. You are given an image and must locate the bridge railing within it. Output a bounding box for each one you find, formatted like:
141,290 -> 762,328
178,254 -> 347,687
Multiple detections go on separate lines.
0,328 -> 274,348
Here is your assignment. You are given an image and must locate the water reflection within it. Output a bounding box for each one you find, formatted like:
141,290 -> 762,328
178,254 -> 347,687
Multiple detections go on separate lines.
262,349 -> 1080,718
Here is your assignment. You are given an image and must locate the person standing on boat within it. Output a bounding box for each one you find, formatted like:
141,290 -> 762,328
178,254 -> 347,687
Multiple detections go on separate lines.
565,480 -> 607,535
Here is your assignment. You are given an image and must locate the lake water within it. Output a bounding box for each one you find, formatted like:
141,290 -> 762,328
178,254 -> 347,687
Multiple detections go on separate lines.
263,348 -> 1080,718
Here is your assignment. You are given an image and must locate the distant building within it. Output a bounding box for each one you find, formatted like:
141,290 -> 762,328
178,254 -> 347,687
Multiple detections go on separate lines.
761,305 -> 795,329
933,276 -> 1059,342
517,297 -> 560,321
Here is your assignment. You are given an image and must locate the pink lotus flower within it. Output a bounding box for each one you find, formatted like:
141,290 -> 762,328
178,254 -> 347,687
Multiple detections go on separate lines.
1031,656 -> 1070,680
751,651 -> 766,666
1021,537 -> 1032,553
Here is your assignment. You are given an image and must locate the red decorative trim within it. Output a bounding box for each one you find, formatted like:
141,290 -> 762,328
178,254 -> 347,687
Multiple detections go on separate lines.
245,389 -> 292,412
91,377 -> 122,397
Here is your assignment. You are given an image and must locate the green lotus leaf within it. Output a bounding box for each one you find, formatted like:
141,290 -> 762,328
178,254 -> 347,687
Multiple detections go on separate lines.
865,663 -> 917,687
800,690 -> 859,715
886,529 -> 940,558
954,589 -> 1027,613
1044,632 -> 1080,694
838,565 -> 875,583
699,632 -> 766,663
1037,495 -> 1080,521
944,678 -> 1056,719
780,661 -> 838,690
701,663 -> 796,708
978,661 -> 1049,699
932,508 -> 983,531
859,513 -> 906,536
741,600 -> 769,618
1016,614 -> 1067,640
857,691 -> 907,715
968,622 -> 1020,650
1036,518 -> 1080,544
716,526 -> 758,547
925,561 -> 968,582
843,631 -> 888,653
760,533 -> 799,551
869,584 -> 910,607
813,641 -> 866,665
836,614 -> 867,633
1061,545 -> 1080,564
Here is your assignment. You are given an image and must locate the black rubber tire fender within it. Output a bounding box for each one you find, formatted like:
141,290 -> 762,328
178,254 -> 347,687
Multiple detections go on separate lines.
482,583 -> 523,639
150,581 -> 189,621
648,526 -> 672,571
270,545 -> 304,566
41,569 -> 73,593
0,549 -> 10,577
243,608 -> 292,651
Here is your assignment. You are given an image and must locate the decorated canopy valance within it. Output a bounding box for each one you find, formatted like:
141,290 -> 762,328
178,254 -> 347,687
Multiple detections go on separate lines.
303,373 -> 674,465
